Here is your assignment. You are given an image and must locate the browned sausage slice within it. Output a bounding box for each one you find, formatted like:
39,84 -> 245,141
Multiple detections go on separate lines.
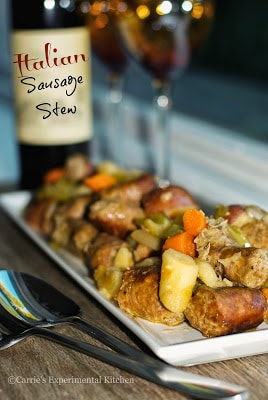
184,286 -> 266,337
218,246 -> 268,288
118,265 -> 184,326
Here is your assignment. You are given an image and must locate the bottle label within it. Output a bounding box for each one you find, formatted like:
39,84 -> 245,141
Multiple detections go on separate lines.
11,27 -> 92,145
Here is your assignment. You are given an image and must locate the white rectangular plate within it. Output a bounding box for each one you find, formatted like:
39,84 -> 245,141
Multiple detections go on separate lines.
1,190 -> 268,366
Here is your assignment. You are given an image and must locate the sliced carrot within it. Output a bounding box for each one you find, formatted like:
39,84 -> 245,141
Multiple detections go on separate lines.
261,287 -> 268,301
162,231 -> 196,257
182,208 -> 207,237
83,173 -> 117,191
43,167 -> 65,184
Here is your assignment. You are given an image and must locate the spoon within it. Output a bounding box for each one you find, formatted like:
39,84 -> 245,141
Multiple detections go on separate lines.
0,269 -> 143,360
0,269 -> 249,400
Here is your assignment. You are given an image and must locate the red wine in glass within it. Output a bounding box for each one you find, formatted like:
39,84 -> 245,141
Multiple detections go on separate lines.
117,0 -> 215,180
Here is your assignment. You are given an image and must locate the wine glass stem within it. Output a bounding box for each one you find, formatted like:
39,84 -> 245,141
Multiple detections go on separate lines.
101,72 -> 124,164
107,71 -> 124,105
152,81 -> 172,182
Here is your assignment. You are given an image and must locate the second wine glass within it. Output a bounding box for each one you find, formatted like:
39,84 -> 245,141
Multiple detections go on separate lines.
117,0 -> 215,182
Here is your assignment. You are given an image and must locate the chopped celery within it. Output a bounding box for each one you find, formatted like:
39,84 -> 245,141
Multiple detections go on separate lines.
130,229 -> 162,251
160,223 -> 183,239
143,213 -> 171,237
227,225 -> 251,247
214,204 -> 228,218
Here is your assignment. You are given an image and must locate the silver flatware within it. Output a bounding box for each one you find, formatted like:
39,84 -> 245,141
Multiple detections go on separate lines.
0,269 -> 249,400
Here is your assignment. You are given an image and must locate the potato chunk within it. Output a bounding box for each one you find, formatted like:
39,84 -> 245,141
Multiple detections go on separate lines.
159,249 -> 198,313
196,259 -> 233,288
94,265 -> 123,300
113,247 -> 134,270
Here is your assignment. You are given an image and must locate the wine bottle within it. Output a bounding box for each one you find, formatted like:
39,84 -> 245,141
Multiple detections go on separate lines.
10,0 -> 93,189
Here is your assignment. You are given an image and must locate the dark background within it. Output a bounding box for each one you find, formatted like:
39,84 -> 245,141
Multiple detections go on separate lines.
198,0 -> 268,82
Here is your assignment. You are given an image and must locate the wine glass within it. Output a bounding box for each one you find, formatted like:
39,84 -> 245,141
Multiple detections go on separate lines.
116,0 -> 215,182
76,0 -> 129,163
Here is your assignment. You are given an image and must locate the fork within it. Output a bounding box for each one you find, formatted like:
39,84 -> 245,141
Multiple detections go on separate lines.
0,317 -> 249,400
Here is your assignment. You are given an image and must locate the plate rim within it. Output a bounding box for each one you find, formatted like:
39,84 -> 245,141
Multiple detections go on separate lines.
1,190 -> 268,366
